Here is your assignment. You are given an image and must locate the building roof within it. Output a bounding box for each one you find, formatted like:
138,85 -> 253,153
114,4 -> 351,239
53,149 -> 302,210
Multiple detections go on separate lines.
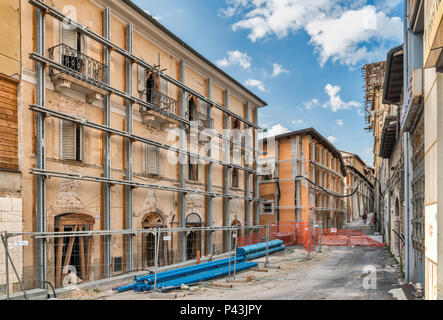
340,150 -> 367,167
379,116 -> 398,158
383,45 -> 404,105
262,127 -> 347,176
121,0 -> 267,108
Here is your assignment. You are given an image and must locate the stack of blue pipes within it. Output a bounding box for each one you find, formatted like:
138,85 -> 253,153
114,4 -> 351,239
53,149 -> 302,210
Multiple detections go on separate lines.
115,240 -> 285,293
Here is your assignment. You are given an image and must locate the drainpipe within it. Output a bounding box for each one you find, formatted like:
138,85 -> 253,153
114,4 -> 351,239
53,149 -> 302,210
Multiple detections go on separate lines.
403,0 -> 410,283
387,158 -> 391,247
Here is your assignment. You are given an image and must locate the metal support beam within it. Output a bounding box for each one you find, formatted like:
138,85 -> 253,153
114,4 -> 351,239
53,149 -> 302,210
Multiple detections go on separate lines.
224,89 -> 231,251
274,139 -> 280,221
35,0 -> 46,289
206,77 -> 213,254
103,7 -> 112,278
179,60 -> 187,262
245,102 -> 251,230
295,136 -> 301,221
253,108 -> 259,226
125,23 -> 133,272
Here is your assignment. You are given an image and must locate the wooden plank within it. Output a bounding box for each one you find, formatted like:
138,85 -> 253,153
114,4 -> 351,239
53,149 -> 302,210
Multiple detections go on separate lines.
0,162 -> 18,170
63,225 -> 78,270
0,78 -> 18,90
56,225 -> 65,288
0,125 -> 18,135
79,225 -> 86,279
0,114 -> 18,123
0,90 -> 17,101
0,156 -> 18,164
0,149 -> 17,158
0,108 -> 17,117
0,118 -> 18,129
0,84 -> 17,95
0,96 -> 18,108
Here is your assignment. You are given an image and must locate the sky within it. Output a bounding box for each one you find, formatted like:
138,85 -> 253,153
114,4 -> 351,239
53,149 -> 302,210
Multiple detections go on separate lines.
132,0 -> 404,166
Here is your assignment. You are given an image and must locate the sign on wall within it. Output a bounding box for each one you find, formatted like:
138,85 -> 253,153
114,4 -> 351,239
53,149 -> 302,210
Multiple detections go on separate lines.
425,204 -> 437,263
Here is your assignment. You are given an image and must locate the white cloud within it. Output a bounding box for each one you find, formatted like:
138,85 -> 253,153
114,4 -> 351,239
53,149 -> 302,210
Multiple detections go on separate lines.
304,98 -> 320,110
306,5 -> 402,66
327,136 -> 338,144
271,63 -> 290,77
245,79 -> 266,91
336,119 -> 344,127
143,9 -> 161,20
261,124 -> 290,138
216,51 -> 252,69
323,84 -> 360,112
224,1 -> 402,67
219,0 -> 249,17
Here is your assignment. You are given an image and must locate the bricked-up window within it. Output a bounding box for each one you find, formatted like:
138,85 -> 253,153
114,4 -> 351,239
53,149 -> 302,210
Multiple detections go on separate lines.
60,120 -> 83,161
145,145 -> 160,176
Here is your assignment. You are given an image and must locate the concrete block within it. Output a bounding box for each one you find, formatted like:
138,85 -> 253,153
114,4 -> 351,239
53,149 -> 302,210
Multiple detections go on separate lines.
209,283 -> 233,288
149,292 -> 177,299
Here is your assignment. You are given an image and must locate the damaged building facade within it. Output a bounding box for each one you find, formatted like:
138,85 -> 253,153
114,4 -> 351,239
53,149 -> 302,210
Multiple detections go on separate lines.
258,128 -> 347,230
341,151 -> 374,223
0,0 -> 267,293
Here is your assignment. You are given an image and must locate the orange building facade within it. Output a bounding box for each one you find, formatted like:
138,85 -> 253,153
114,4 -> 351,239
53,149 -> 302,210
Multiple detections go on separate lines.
258,128 -> 347,230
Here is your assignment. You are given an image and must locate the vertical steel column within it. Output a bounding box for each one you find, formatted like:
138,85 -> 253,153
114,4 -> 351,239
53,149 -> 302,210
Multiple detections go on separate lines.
103,8 -> 112,278
179,60 -> 187,262
36,1 -> 47,288
206,77 -> 213,254
223,89 -> 231,251
294,136 -> 301,221
312,143 -> 316,223
125,23 -> 134,272
274,139 -> 279,222
245,102 -> 251,230
253,108 -> 259,226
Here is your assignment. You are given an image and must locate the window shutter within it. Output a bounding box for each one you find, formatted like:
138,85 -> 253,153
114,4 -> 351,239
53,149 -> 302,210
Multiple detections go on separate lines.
137,65 -> 146,92
159,77 -> 168,95
62,24 -> 77,50
61,120 -> 76,160
146,145 -> 160,175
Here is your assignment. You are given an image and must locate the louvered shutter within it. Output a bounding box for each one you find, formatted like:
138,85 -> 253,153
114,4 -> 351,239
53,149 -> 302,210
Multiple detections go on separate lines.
62,24 -> 77,50
137,65 -> 146,92
146,145 -> 160,175
61,120 -> 76,160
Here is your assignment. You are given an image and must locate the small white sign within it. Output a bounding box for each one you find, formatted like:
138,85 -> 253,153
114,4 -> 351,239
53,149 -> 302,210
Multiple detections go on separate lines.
425,204 -> 437,263
330,228 -> 337,233
15,240 -> 28,246
163,235 -> 171,241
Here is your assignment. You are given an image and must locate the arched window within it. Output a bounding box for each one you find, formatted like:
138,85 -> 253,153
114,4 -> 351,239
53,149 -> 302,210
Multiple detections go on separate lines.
142,213 -> 168,267
186,213 -> 202,260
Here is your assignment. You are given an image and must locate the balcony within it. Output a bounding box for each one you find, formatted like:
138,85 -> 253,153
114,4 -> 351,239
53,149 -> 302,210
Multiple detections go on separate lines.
48,44 -> 108,103
141,88 -> 179,129
184,111 -> 214,142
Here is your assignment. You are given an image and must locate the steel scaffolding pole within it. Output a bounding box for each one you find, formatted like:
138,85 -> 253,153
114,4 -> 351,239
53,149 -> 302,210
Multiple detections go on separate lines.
245,102 -> 251,231
125,23 -> 134,272
179,60 -> 187,262
35,0 -> 47,289
103,7 -> 112,278
206,77 -> 213,255
254,108 -> 260,226
224,89 -> 231,251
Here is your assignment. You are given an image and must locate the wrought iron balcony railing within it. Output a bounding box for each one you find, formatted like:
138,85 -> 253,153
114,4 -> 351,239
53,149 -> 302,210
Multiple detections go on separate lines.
48,43 -> 107,87
147,88 -> 177,115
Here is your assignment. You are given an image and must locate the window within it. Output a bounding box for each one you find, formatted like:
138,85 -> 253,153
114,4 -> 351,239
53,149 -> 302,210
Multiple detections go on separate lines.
145,145 -> 160,176
261,201 -> 274,215
232,168 -> 239,188
188,97 -> 197,122
188,156 -> 199,181
113,257 -> 123,273
60,120 -> 83,161
61,22 -> 85,72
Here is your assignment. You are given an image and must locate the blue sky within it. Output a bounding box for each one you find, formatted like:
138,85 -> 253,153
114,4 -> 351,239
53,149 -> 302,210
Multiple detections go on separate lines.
133,0 -> 404,166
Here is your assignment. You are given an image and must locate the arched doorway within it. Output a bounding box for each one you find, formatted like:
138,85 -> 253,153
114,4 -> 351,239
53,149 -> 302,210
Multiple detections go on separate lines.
54,213 -> 95,288
142,213 -> 168,268
186,213 -> 202,260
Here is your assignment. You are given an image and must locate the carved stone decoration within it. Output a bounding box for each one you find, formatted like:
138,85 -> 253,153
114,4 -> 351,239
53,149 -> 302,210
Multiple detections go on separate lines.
137,190 -> 158,218
54,179 -> 84,209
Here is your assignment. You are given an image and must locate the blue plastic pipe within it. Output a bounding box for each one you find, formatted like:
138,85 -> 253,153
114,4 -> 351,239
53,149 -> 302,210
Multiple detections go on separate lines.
236,240 -> 284,256
244,244 -> 285,260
